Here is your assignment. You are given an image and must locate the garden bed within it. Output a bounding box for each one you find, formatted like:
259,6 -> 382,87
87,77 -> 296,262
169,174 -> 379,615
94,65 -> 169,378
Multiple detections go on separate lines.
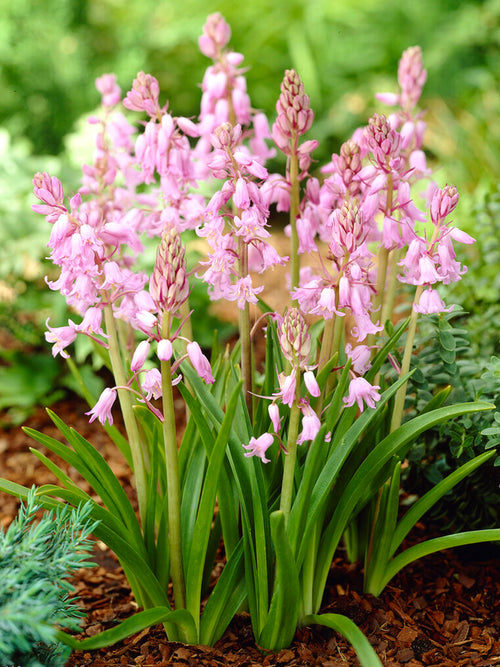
1,398 -> 499,667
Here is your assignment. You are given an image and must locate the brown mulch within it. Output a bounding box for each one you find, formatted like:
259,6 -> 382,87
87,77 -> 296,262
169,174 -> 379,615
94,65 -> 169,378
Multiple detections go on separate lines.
1,398 -> 500,666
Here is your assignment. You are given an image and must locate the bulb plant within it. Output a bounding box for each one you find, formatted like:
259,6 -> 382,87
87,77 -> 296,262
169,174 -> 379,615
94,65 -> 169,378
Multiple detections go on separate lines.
1,13 -> 499,666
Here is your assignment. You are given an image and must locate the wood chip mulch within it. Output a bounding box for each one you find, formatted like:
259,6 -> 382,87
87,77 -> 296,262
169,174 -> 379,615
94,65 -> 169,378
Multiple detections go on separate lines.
1,399 -> 500,666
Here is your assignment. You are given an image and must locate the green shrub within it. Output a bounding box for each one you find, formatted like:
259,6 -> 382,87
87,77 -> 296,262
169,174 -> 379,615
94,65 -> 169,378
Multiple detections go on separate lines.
0,490 -> 96,667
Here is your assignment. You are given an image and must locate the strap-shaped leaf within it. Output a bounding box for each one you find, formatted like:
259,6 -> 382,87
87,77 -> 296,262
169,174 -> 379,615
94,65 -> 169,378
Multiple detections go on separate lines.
56,607 -> 197,648
389,449 -> 496,557
370,528 -> 500,596
45,410 -> 142,545
185,380 -> 242,629
200,541 -> 246,646
302,614 -> 383,667
258,511 -> 299,651
313,400 -> 494,611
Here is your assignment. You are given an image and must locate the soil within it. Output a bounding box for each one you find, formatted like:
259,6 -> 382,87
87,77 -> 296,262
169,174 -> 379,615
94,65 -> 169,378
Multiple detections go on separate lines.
1,396 -> 500,667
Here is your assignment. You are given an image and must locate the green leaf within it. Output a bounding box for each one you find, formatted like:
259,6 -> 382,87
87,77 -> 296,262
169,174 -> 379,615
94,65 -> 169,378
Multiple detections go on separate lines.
370,529 -> 500,596
56,608 -> 197,648
258,511 -> 300,651
313,400 -> 494,611
388,450 -> 496,558
185,381 -> 242,630
200,541 -> 246,646
302,614 -> 383,667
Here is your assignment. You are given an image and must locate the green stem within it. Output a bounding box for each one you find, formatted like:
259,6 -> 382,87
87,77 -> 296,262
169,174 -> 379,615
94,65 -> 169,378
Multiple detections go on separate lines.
289,148 -> 300,300
279,387 -> 302,523
103,303 -> 148,525
238,238 -> 253,420
380,247 -> 403,329
390,284 -> 424,432
161,311 -> 186,610
369,170 -> 394,345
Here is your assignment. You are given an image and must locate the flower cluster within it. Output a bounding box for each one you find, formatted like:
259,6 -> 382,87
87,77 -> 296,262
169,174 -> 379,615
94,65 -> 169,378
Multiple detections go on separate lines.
32,19 -> 474,452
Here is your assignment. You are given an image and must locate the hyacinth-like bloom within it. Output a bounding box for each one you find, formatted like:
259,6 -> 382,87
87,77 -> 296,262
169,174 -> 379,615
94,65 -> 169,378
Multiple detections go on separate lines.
271,69 -> 318,173
199,122 -> 286,307
273,70 -> 314,147
198,12 -> 231,58
95,74 -> 121,108
320,139 -> 363,207
150,224 -> 189,316
243,307 -> 321,461
377,46 -> 427,115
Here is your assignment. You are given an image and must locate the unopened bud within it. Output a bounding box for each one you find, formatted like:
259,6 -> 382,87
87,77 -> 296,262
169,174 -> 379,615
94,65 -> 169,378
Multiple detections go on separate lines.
430,185 -> 459,225
278,307 -> 311,368
273,70 -> 314,144
150,225 -> 189,313
398,46 -> 427,111
365,113 -> 401,163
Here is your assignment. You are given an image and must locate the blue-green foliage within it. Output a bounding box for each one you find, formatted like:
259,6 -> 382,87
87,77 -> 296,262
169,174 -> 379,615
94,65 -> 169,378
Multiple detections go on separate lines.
0,490 -> 97,667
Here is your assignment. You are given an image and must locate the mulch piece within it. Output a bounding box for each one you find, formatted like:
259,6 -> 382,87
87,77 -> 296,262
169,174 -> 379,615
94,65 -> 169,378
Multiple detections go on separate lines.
1,398 -> 500,666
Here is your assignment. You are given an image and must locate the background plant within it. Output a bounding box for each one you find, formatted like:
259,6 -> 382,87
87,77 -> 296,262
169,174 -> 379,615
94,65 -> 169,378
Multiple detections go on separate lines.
0,488 -> 96,667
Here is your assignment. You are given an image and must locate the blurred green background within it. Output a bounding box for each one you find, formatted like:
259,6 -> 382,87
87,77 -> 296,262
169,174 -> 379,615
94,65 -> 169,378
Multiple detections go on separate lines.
0,0 -> 499,423
1,0 -> 499,185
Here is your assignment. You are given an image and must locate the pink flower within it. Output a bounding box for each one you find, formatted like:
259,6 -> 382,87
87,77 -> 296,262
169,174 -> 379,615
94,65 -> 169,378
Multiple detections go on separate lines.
86,388 -> 117,425
413,288 -> 454,314
198,12 -> 231,58
275,371 -> 297,408
343,377 -> 381,412
345,344 -> 372,375
243,433 -> 274,463
297,403 -> 321,444
45,320 -> 77,358
268,403 -> 282,433
187,341 -> 215,384
142,368 -> 163,400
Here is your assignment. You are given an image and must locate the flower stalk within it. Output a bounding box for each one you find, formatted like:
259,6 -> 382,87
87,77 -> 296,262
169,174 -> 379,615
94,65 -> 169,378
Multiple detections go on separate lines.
161,311 -> 186,609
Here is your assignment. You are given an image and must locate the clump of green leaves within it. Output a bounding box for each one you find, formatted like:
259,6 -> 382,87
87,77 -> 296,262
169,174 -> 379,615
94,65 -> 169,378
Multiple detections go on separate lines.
0,489 -> 97,667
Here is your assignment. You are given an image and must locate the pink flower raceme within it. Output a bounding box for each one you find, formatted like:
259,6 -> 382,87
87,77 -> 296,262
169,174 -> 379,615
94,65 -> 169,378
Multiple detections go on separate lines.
123,72 -> 163,117
199,122 -> 286,307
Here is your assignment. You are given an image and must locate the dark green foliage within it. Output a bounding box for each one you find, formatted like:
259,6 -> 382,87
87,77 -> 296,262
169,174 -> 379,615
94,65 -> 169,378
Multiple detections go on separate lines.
404,311 -> 500,530
0,490 -> 97,667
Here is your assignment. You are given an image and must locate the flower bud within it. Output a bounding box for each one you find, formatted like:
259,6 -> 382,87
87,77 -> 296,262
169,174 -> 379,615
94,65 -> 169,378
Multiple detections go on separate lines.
199,12 -> 231,59
278,307 -> 311,368
150,225 -> 189,314
398,46 -> 427,111
365,113 -> 401,164
430,185 -> 459,225
272,70 -> 314,148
